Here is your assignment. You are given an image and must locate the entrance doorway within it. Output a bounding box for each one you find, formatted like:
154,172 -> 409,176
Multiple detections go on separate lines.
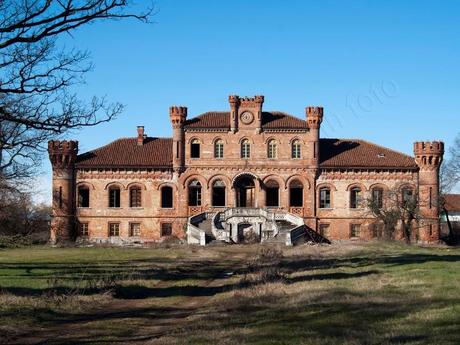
234,175 -> 255,207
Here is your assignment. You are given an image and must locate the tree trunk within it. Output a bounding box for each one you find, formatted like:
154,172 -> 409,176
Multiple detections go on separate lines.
443,207 -> 454,244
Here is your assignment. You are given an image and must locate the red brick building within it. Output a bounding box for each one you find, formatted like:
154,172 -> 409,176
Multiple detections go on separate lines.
48,95 -> 444,245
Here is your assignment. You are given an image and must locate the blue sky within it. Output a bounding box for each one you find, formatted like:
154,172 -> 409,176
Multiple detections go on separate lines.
36,0 -> 460,201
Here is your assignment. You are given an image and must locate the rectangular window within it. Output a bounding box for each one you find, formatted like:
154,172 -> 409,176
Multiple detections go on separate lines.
78,188 -> 90,208
350,188 -> 361,209
350,224 -> 361,238
241,141 -> 250,159
191,141 -> 200,158
129,223 -> 141,237
372,189 -> 384,209
292,143 -> 301,159
109,223 -> 120,236
289,187 -> 303,207
319,189 -> 331,208
402,188 -> 414,204
59,186 -> 63,209
79,223 -> 89,236
130,188 -> 142,207
161,223 -> 172,237
161,187 -> 173,208
214,142 -> 224,159
319,223 -> 330,238
109,188 -> 120,208
372,222 -> 384,238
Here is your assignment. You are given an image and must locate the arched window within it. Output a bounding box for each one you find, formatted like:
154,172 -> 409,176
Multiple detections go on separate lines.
402,187 -> 415,205
319,188 -> 331,208
212,180 -> 226,207
289,179 -> 303,207
241,139 -> 250,159
191,139 -> 200,158
214,139 -> 224,159
350,187 -> 362,209
371,188 -> 384,209
129,186 -> 142,207
78,186 -> 90,208
188,180 -> 202,206
108,186 -> 120,208
161,186 -> 173,208
267,139 -> 277,159
291,140 -> 301,159
265,180 -> 279,207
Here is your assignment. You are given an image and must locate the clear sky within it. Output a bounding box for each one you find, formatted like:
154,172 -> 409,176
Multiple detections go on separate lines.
36,0 -> 460,201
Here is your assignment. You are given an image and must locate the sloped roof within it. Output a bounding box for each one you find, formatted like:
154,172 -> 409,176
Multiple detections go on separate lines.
75,137 -> 417,170
184,111 -> 308,130
319,139 -> 417,169
444,194 -> 460,212
75,137 -> 172,168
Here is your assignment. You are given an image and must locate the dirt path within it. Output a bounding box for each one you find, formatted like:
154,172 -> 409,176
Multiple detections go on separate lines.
10,254 -> 247,345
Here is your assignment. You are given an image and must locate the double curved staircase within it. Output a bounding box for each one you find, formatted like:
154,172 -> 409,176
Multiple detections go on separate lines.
187,208 -> 312,246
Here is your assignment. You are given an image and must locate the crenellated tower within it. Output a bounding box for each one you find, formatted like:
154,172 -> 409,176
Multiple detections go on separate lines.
48,140 -> 79,243
170,106 -> 187,174
306,106 -> 324,169
414,141 -> 444,242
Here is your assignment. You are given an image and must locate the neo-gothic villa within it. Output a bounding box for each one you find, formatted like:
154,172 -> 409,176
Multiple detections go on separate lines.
48,95 -> 444,245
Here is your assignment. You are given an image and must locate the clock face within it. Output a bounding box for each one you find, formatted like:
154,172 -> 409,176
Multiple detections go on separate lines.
240,111 -> 254,125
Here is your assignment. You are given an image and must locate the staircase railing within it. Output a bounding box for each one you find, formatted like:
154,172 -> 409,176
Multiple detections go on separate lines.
187,213 -> 207,246
285,225 -> 306,246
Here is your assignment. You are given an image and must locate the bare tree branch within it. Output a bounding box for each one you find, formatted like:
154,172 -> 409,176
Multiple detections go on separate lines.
0,0 -> 153,188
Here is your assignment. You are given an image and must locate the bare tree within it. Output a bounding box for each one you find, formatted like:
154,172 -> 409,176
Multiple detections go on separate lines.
439,133 -> 460,243
366,187 -> 419,243
0,0 -> 153,185
440,133 -> 460,194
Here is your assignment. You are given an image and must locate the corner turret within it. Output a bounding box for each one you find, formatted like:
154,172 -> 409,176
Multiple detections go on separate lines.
413,141 -> 444,242
48,140 -> 79,243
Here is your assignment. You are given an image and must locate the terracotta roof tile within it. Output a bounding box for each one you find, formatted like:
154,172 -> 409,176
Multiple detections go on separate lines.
184,111 -> 307,130
184,112 -> 230,129
444,194 -> 460,212
319,139 -> 417,169
76,137 -> 172,168
261,112 -> 308,129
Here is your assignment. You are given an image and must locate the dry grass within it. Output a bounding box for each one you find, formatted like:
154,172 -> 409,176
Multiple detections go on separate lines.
0,242 -> 459,344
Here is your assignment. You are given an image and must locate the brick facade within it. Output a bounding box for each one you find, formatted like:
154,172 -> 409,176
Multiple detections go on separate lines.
48,95 -> 444,244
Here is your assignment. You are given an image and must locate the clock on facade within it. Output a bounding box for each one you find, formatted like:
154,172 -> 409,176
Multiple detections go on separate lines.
240,111 -> 254,125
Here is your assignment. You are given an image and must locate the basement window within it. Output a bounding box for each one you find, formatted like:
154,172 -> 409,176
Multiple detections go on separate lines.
129,223 -> 141,237
350,224 -> 361,238
109,223 -> 120,237
79,223 -> 89,237
161,223 -> 172,237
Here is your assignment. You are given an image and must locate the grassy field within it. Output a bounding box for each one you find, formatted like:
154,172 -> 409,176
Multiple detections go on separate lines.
0,242 -> 459,345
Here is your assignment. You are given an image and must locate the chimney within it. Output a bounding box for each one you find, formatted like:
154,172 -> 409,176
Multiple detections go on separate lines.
137,126 -> 145,146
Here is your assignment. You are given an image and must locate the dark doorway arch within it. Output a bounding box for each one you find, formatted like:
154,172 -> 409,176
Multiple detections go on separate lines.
233,175 -> 256,207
